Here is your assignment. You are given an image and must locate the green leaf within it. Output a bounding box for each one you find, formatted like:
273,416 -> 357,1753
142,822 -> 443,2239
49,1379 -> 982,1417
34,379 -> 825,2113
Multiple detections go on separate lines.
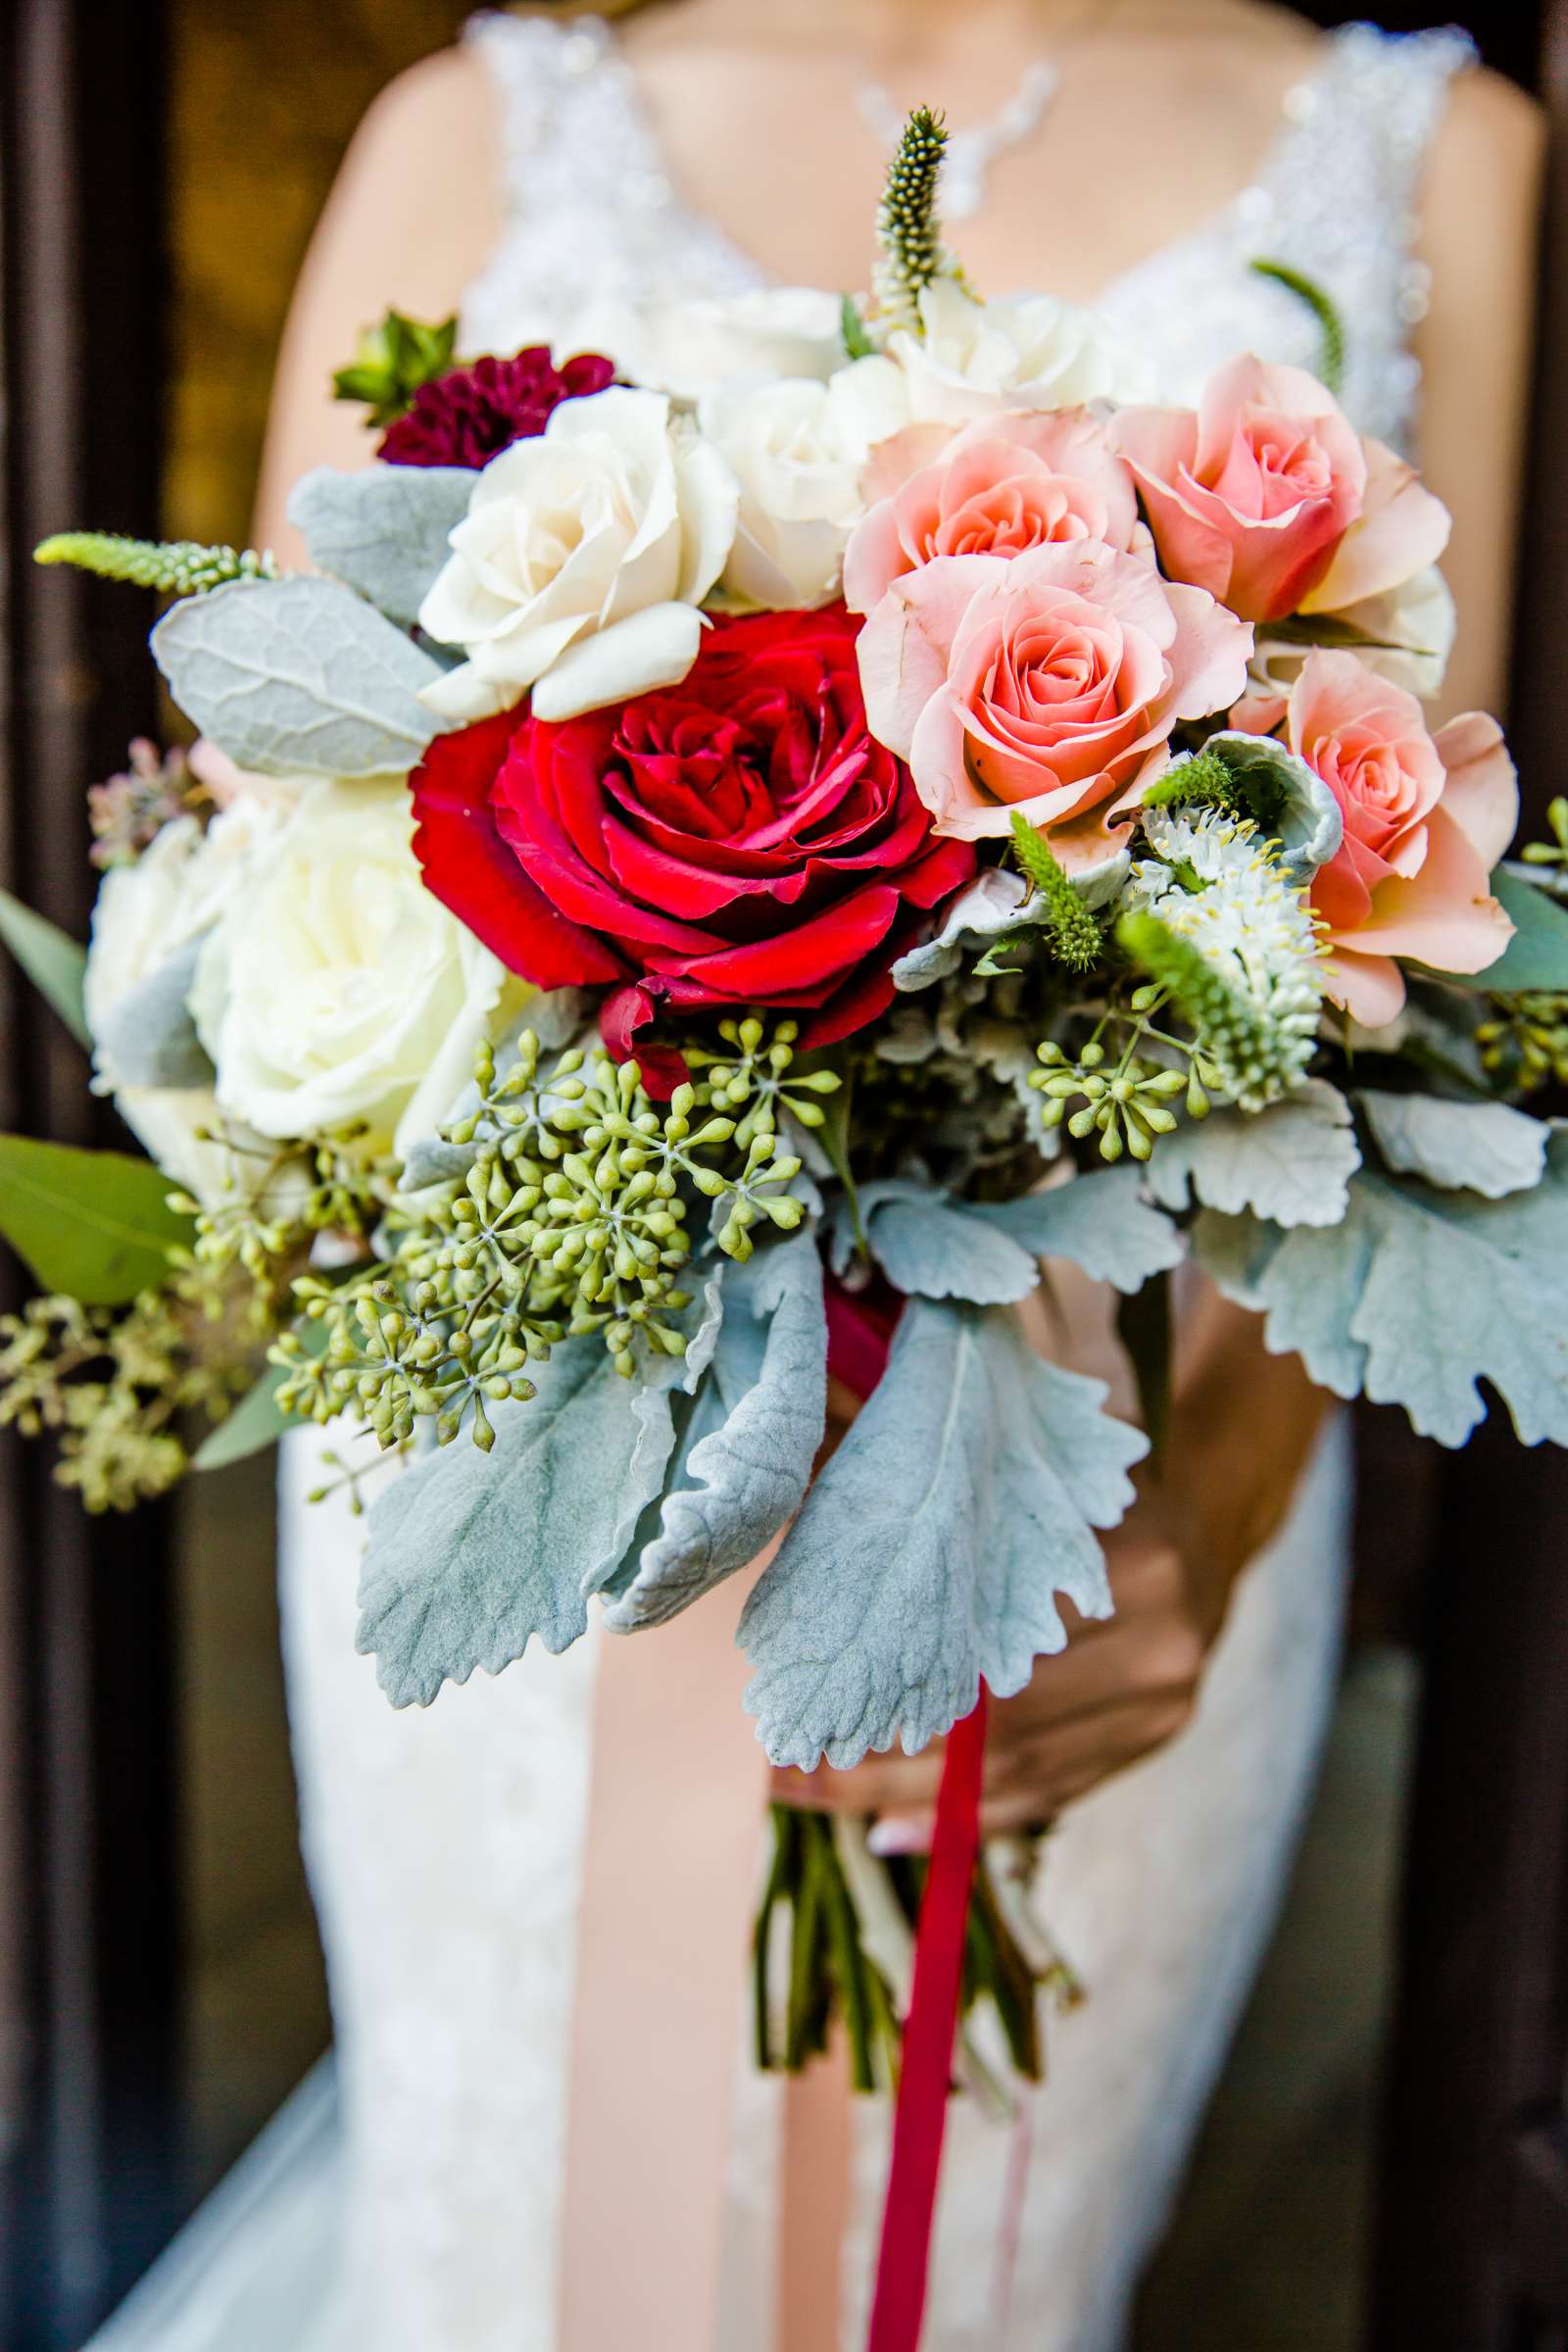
0,1133 -> 192,1302
740,1299 -> 1147,1768
357,1339 -> 652,1706
1146,1080 -> 1360,1229
287,465 -> 475,629
840,293 -> 875,361
0,888 -> 89,1046
151,574 -> 454,779
190,1361 -> 296,1471
1471,866 -> 1568,994
1192,1137 -> 1568,1446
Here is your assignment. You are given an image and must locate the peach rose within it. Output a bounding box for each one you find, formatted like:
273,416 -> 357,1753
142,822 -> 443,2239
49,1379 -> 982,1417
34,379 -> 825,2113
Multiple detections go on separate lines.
843,409 -> 1143,616
1282,650 -> 1516,1025
1112,357 -> 1448,624
857,539 -> 1252,860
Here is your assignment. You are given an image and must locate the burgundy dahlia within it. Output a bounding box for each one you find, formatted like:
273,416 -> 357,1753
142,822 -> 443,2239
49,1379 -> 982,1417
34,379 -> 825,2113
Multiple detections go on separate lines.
376,346 -> 616,469
410,609 -> 977,1078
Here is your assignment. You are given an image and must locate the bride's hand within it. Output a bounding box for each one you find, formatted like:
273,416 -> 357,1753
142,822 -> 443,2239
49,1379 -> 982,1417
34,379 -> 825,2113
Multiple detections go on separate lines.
774,1298 -> 1328,1844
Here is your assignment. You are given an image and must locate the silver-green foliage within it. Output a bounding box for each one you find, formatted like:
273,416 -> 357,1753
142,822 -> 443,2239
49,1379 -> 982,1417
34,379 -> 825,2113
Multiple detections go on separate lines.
151,575 -> 453,777
287,465 -> 476,628
1146,1079 -> 1360,1229
1193,1137 -> 1568,1446
842,1169 -> 1183,1303
739,1300 -> 1147,1768
1357,1090 -> 1546,1200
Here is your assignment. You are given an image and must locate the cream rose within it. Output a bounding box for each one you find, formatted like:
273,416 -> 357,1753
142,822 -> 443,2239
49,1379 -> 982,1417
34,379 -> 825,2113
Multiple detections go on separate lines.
84,799 -> 290,1207
190,778 -> 520,1158
417,385 -> 739,725
593,286 -> 851,402
699,358 -> 910,608
888,280 -> 1157,423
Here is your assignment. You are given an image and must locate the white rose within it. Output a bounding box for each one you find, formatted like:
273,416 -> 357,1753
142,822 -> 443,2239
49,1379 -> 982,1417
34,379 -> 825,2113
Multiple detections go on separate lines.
416,385 -> 738,725
84,800 -> 290,1207
190,778 -> 520,1159
594,286 -> 850,403
889,280 -> 1157,423
699,358 -> 911,609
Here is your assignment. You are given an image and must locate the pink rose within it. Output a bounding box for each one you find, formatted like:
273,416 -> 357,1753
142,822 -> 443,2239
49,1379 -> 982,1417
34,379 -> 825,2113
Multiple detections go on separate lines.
1112,357 -> 1448,624
1283,650 -> 1516,1026
843,410 -> 1142,615
857,539 -> 1252,860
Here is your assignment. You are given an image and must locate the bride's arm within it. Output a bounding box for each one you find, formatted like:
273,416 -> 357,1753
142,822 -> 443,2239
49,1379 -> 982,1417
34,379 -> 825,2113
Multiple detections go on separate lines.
251,46 -> 501,559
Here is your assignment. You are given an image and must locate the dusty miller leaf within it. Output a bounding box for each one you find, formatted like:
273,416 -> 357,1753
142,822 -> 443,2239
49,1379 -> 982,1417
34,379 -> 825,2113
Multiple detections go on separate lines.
152,575 -> 453,778
1145,1080 -> 1360,1229
968,1168 -> 1185,1292
851,1180 -> 1041,1304
287,464 -> 475,629
357,1340 -> 647,1706
1358,1089 -> 1546,1200
602,1236 -> 827,1632
739,1299 -> 1146,1768
89,936 -> 213,1090
1192,1137 -> 1568,1446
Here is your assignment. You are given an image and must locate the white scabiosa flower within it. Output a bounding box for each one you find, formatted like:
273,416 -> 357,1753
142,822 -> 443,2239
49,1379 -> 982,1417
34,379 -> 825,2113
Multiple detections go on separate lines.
1122,805 -> 1324,1109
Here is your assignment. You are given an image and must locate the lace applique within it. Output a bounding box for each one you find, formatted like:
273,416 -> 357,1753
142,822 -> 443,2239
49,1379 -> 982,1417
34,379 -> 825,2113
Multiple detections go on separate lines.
462,13 -> 1471,454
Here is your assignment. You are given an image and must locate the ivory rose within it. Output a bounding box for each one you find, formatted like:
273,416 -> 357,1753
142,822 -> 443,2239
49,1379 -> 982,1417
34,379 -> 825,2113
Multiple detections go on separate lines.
844,409 -> 1143,615
698,359 -> 909,609
857,539 -> 1252,859
85,797 -> 294,1207
417,385 -> 738,725
190,778 -> 522,1156
1112,356 -> 1449,624
1281,650 -> 1516,1026
888,279 -> 1156,423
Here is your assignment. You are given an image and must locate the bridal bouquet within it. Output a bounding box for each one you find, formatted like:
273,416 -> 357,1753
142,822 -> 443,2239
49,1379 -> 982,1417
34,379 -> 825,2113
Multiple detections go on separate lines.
6,114 -> 1568,2107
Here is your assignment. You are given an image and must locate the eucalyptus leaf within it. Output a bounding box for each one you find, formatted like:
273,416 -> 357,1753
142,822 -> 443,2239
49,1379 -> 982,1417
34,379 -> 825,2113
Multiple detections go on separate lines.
602,1236 -> 826,1632
152,575 -> 453,778
0,888 -> 89,1047
357,1340 -> 648,1706
191,1359 -> 298,1471
287,464 -> 475,628
1145,1080 -> 1360,1229
89,936 -> 213,1090
1359,1090 -> 1547,1200
1469,866 -> 1568,994
1192,1139 -> 1568,1446
968,1167 -> 1185,1293
739,1299 -> 1146,1768
0,1133 -> 192,1303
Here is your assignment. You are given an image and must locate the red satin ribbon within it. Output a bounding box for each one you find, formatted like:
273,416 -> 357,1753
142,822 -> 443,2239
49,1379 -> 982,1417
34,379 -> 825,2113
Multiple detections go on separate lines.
865,1690 -> 989,2352
823,1278 -> 990,2352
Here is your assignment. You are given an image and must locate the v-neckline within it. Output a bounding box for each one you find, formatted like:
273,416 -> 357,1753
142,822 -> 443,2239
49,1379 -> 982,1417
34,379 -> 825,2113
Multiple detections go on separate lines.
595,16 -> 1347,314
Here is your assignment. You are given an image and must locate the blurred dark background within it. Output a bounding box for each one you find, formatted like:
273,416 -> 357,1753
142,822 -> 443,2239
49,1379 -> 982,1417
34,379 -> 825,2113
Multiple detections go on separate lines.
1,4 -> 1565,2347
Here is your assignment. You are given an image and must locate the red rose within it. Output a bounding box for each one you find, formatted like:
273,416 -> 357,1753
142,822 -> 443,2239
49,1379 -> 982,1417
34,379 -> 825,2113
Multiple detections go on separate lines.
411,609 -> 975,1071
377,347 -> 616,469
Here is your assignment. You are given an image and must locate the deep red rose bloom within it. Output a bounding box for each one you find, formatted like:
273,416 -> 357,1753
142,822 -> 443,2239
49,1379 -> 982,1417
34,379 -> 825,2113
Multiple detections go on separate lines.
411,609 -> 976,1073
377,347 -> 616,468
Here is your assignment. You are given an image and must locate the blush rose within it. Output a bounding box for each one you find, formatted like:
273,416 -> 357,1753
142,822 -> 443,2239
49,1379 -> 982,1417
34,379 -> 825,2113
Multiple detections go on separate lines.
1280,650 -> 1516,1025
843,409 -> 1144,616
1112,356 -> 1449,624
856,539 -> 1252,863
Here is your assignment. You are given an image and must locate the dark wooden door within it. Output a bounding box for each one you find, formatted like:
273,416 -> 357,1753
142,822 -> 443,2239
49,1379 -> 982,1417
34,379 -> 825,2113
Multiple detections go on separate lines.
0,6 -> 183,2345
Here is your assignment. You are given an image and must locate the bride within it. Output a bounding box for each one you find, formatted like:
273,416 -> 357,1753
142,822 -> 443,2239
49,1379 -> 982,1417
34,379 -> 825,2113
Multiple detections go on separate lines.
251,5 -> 1541,2346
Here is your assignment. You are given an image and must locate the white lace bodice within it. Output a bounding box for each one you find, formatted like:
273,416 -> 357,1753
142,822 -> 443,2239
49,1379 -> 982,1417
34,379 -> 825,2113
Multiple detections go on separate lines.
461,12 -> 1474,453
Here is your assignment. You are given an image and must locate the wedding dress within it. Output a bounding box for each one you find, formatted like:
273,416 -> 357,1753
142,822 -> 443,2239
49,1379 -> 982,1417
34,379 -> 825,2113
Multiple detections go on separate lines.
272,19 -> 1472,2351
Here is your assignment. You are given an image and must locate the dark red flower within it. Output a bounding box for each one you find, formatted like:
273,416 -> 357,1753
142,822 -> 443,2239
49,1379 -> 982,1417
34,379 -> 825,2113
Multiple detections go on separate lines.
411,609 -> 976,1071
377,347 -> 616,469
